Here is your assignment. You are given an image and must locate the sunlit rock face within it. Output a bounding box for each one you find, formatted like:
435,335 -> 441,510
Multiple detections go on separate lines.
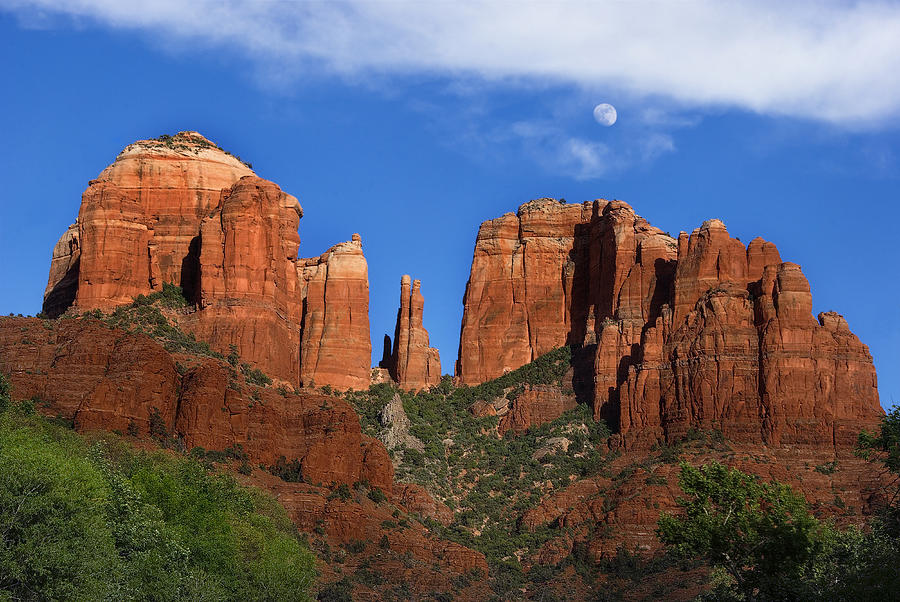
383,275 -> 441,391
297,234 -> 372,391
42,132 -> 373,389
43,131 -> 254,314
457,199 -> 881,448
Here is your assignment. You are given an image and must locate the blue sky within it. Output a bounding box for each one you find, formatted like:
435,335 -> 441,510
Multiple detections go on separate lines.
0,2 -> 897,408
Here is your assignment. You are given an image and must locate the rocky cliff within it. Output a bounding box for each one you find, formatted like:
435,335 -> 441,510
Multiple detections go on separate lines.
0,317 -> 390,489
457,198 -> 881,448
42,132 -> 372,389
456,199 -> 594,384
180,176 -> 304,384
383,275 -> 441,391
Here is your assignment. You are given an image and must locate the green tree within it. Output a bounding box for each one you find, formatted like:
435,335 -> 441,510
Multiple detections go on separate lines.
658,462 -> 827,600
0,415 -> 120,600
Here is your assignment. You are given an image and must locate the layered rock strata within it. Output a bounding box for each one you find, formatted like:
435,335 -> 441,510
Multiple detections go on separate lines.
42,132 -> 372,389
456,199 -> 594,384
383,275 -> 441,390
181,176 -> 304,383
457,198 -> 881,448
43,131 -> 253,313
297,234 -> 372,390
0,317 -> 389,489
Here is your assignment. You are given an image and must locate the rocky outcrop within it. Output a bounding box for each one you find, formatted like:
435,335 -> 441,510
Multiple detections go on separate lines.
298,234 -> 372,390
43,224 -> 80,318
393,482 -> 454,525
456,199 -> 594,384
457,198 -> 882,448
43,132 -> 253,315
0,316 -> 390,490
41,133 -> 374,390
383,275 -> 441,390
0,315 -> 491,598
177,176 -> 304,384
521,441 -> 889,572
379,393 -> 425,453
617,225 -> 881,449
499,386 -> 578,435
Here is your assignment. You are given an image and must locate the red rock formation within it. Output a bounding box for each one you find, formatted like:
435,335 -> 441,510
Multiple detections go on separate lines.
456,199 -> 595,384
618,225 -> 881,449
0,316 -> 491,597
42,133 -> 375,390
457,199 -> 882,448
43,223 -> 80,318
393,482 -> 454,525
384,275 -> 441,390
298,234 -> 372,390
0,316 -> 389,490
521,441 -> 889,573
177,176 -> 303,384
43,132 -> 253,315
498,386 -> 578,434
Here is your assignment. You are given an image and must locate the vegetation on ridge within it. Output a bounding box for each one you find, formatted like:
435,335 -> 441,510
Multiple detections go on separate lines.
346,346 -> 617,594
151,133 -> 253,169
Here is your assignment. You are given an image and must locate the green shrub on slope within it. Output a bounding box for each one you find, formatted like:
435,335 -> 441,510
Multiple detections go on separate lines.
0,404 -> 316,601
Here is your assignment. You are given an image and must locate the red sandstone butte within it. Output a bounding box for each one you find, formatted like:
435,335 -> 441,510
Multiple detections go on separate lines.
298,234 -> 372,391
43,132 -> 253,314
384,275 -> 441,391
457,198 -> 882,447
456,199 -> 594,384
42,132 -> 373,390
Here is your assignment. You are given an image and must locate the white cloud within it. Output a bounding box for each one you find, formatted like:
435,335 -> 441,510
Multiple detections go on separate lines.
4,0 -> 900,126
505,119 -> 675,180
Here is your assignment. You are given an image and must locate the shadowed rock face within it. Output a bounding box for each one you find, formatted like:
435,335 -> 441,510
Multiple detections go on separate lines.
42,132 -> 372,389
383,275 -> 441,391
457,198 -> 882,448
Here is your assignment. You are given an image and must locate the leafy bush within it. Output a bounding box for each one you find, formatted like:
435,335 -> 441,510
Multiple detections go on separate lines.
317,577 -> 353,601
814,460 -> 838,474
268,456 -> 305,483
367,487 -> 387,504
241,363 -> 272,387
328,484 -> 352,502
0,371 -> 9,413
659,462 -> 831,600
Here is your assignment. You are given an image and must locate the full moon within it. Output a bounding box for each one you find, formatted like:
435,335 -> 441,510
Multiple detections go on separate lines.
593,103 -> 617,126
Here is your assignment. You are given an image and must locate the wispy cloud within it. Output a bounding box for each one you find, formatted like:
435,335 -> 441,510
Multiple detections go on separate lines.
3,0 -> 900,126
505,120 -> 675,180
